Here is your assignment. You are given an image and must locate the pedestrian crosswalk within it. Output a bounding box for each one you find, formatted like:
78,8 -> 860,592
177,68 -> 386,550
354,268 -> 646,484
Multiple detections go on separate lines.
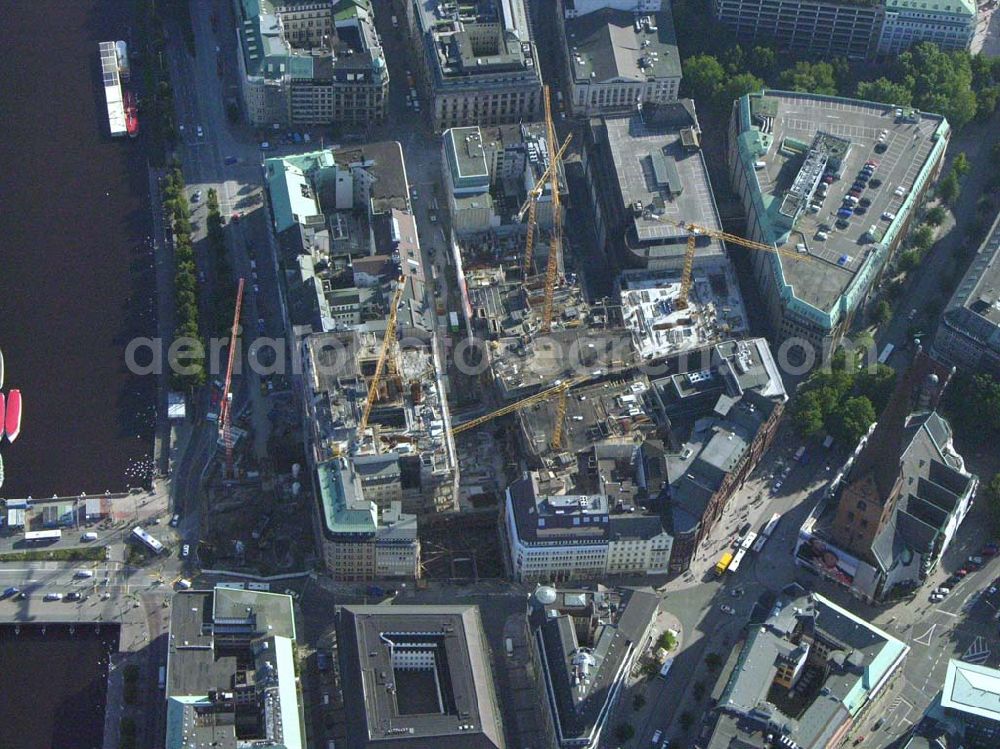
963,635 -> 990,664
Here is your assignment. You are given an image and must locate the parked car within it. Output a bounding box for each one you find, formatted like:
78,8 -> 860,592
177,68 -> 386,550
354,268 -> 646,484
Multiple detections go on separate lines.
65,592 -> 82,601
196,124 -> 204,137
181,544 -> 191,559
955,568 -> 969,578
651,729 -> 663,744
946,574 -> 961,586
720,604 -> 736,615
869,178 -> 882,188
170,514 -> 180,527
1,587 -> 19,599
968,556 -> 984,567
983,545 -> 998,557
44,593 -> 63,601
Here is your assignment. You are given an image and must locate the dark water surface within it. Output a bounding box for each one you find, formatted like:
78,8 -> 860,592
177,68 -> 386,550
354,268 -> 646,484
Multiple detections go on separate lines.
0,1 -> 155,498
0,623 -> 121,749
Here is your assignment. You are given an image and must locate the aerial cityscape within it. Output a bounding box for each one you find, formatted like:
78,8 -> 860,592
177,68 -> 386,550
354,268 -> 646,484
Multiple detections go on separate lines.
2,0 -> 1000,748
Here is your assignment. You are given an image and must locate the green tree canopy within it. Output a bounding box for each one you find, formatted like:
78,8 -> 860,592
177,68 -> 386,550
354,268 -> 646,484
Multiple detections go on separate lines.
777,61 -> 838,96
925,206 -> 946,226
717,72 -> 766,112
681,54 -> 726,101
873,300 -> 892,325
828,396 -> 876,445
895,43 -> 978,130
856,364 -> 897,413
856,78 -> 913,107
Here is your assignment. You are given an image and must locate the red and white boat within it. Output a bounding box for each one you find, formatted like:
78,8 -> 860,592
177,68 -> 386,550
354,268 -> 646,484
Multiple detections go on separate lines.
5,389 -> 21,442
124,90 -> 139,138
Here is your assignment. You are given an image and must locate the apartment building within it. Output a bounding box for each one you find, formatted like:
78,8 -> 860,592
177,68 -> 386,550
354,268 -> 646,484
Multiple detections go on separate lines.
933,211 -> 1000,377
729,91 -> 949,359
878,0 -> 977,54
235,0 -> 388,128
561,8 -> 681,117
313,456 -> 421,580
408,0 -> 542,131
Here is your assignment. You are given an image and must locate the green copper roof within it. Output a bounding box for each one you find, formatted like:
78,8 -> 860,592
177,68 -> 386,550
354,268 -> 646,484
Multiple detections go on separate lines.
885,0 -> 975,16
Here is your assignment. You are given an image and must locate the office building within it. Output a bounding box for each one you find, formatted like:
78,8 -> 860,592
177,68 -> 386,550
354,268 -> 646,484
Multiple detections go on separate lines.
795,350 -> 978,601
584,101 -> 724,272
939,660 -> 1000,747
527,585 -> 659,748
504,465 -> 673,582
878,0 -> 977,54
408,0 -> 542,131
312,456 -> 421,580
235,0 -> 389,128
441,122 -> 567,236
335,604 -> 505,748
563,0 -> 664,17
704,589 -> 908,749
648,338 -> 787,573
729,90 -> 949,359
165,586 -> 305,749
934,212 -> 1000,377
560,8 -> 681,117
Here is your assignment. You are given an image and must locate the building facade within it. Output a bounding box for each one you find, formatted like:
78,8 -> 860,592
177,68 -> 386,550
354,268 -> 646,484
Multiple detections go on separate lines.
235,0 -> 389,128
408,0 -> 542,131
563,0 -> 664,17
560,9 -> 681,118
312,457 -> 421,581
713,0 -> 975,59
933,211 -> 1000,377
504,471 -> 673,582
878,0 -> 977,54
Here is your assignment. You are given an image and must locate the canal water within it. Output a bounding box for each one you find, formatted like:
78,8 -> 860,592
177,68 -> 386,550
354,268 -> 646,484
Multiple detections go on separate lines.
0,0 -> 156,499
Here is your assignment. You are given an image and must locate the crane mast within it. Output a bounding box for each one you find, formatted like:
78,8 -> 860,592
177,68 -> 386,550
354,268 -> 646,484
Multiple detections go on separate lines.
357,277 -> 406,442
540,86 -> 562,333
220,278 -> 245,479
520,134 -> 571,276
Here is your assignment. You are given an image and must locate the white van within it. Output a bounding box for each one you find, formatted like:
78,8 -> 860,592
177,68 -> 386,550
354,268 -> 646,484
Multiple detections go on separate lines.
176,579 -> 192,590
754,161 -> 766,170
81,532 -> 98,542
74,569 -> 95,579
815,231 -> 829,241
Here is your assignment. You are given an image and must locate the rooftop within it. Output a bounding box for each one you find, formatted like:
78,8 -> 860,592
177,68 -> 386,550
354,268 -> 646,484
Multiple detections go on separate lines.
565,9 -> 681,85
734,90 -> 949,318
942,659 -> 1000,724
939,211 -> 1000,356
528,585 -> 659,746
620,265 -> 748,361
606,102 -> 721,247
336,604 -> 505,748
413,0 -> 538,89
315,456 -> 417,540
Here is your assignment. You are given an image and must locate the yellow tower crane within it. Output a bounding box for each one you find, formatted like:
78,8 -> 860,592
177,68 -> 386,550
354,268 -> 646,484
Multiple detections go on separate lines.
357,277 -> 406,441
652,216 -> 817,310
452,377 -> 579,449
540,86 -> 563,334
519,133 -> 572,275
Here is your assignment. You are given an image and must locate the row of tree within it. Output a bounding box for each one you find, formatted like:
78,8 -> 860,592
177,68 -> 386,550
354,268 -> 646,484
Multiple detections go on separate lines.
673,0 -> 1000,129
134,0 -> 179,162
162,168 -> 205,389
790,351 -> 897,445
205,189 -> 237,336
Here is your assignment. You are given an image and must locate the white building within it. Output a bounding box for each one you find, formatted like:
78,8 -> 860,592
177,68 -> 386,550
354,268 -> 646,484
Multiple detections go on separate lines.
563,0 -> 663,18
878,0 -> 977,55
504,471 -> 672,582
562,9 -> 681,118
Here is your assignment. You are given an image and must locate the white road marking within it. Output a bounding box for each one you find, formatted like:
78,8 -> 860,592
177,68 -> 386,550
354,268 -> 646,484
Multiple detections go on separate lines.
913,624 -> 936,645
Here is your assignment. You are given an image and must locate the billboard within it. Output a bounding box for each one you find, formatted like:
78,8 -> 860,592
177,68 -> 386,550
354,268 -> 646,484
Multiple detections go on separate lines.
794,529 -> 860,586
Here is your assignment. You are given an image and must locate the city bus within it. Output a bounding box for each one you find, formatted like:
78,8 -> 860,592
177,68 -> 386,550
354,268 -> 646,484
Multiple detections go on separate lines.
24,530 -> 62,543
740,531 -> 758,553
753,513 -> 783,554
714,551 -> 734,577
728,547 -> 748,573
131,526 -> 164,554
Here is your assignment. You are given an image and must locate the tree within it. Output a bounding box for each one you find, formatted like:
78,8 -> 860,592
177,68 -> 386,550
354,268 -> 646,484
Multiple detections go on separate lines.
953,152 -> 970,178
856,364 -> 897,413
717,72 -> 766,112
720,45 -> 746,76
856,78 -> 913,107
873,300 -> 892,325
983,473 -> 1000,535
945,371 -> 1000,438
937,170 -> 960,205
992,142 -> 1000,167
977,85 -> 1000,120
895,43 -> 978,130
749,45 -> 778,79
679,711 -> 695,731
910,225 -> 934,253
615,722 -> 635,742
791,390 -> 826,437
925,206 -> 946,226
633,693 -> 647,710
828,396 -> 876,446
705,652 -> 723,672
778,61 -> 839,96
693,681 -> 706,700
681,54 -> 726,101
